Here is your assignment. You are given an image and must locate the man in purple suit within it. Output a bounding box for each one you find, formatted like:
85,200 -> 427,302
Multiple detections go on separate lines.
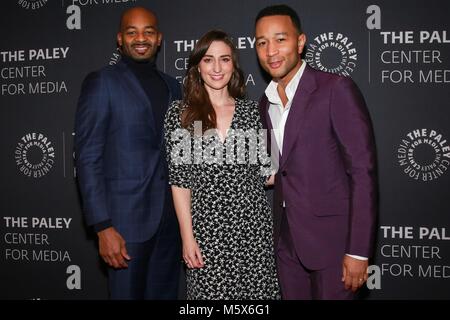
255,4 -> 377,299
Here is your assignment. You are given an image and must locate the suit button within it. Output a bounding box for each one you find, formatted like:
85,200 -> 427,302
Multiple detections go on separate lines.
281,171 -> 287,176
279,201 -> 284,207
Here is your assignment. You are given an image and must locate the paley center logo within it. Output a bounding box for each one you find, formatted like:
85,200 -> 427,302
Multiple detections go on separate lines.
305,32 -> 358,77
15,132 -> 56,178
109,48 -> 121,66
17,0 -> 48,10
66,0 -> 138,30
397,129 -> 450,181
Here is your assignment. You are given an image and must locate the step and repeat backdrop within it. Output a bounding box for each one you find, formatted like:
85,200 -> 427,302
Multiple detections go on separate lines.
1,0 -> 449,299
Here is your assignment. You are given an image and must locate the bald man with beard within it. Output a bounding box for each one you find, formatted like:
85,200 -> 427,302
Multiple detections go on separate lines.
75,7 -> 182,299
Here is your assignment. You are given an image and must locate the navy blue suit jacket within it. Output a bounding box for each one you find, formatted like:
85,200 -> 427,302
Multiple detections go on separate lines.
75,60 -> 181,243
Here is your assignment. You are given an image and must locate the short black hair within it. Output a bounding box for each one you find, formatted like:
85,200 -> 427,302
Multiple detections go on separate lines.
255,4 -> 302,34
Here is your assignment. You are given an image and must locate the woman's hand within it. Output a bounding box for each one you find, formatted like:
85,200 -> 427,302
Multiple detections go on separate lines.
183,237 -> 205,269
265,174 -> 275,186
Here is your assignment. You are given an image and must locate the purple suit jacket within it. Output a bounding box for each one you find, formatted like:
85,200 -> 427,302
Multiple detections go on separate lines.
259,65 -> 377,270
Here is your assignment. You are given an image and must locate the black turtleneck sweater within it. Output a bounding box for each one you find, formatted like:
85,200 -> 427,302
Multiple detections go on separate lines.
93,55 -> 169,233
122,55 -> 169,137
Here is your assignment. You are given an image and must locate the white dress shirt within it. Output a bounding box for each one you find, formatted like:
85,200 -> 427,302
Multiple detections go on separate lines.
265,60 -> 306,155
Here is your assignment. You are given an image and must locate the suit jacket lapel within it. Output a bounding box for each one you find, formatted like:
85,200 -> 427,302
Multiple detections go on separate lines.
157,71 -> 175,104
260,95 -> 282,171
260,95 -> 273,132
116,60 -> 156,136
281,65 -> 317,168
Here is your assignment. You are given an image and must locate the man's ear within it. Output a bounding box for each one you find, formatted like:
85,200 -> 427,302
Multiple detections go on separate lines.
157,32 -> 162,46
298,33 -> 306,54
117,33 -> 123,47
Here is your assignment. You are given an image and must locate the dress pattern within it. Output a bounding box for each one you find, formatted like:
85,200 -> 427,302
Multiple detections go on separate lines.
164,98 -> 280,300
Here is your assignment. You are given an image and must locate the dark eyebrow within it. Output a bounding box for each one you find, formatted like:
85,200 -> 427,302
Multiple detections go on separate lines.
203,54 -> 231,58
125,26 -> 157,30
256,32 -> 288,41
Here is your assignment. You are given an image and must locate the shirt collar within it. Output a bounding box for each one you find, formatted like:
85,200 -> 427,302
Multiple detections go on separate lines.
265,60 -> 307,105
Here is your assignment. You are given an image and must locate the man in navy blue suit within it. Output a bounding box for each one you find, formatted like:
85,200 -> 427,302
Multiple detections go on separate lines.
75,7 -> 181,299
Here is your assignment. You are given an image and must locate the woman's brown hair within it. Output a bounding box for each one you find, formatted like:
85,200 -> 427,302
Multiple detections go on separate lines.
181,30 -> 246,131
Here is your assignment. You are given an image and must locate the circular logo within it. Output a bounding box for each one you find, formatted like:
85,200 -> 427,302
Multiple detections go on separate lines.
15,133 -> 56,178
305,32 -> 358,77
17,0 -> 48,10
397,129 -> 450,182
109,48 -> 122,66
